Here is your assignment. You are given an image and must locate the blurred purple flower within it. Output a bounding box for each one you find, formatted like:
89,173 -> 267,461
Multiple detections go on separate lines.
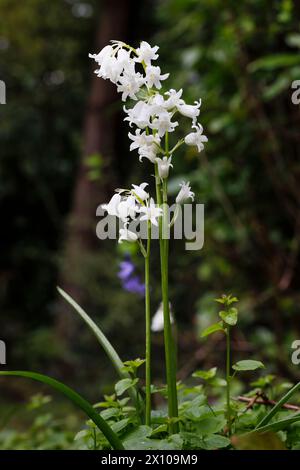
123,276 -> 145,296
118,259 -> 135,280
118,256 -> 145,297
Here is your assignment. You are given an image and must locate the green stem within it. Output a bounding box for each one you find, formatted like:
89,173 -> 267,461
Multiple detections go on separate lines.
145,221 -> 151,426
226,327 -> 232,436
155,163 -> 179,434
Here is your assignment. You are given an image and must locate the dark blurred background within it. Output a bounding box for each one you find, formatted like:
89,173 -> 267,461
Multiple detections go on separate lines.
1,0 -> 300,406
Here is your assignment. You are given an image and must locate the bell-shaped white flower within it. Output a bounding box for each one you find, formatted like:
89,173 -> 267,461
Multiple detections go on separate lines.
135,41 -> 159,65
164,89 -> 184,109
139,198 -> 163,226
128,129 -> 158,152
178,99 -> 201,123
117,70 -> 145,101
124,101 -> 153,128
138,144 -> 159,163
151,302 -> 174,332
117,195 -> 138,222
155,156 -> 173,179
131,183 -> 149,201
184,123 -> 208,152
150,110 -> 178,137
101,193 -> 121,216
118,227 -> 138,244
145,65 -> 169,89
89,45 -> 114,67
175,181 -> 195,204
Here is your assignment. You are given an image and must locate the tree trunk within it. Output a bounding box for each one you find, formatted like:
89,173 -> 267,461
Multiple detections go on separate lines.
56,0 -> 131,343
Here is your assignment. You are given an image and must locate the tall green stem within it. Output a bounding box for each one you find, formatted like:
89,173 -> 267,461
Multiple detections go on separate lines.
145,221 -> 151,426
226,326 -> 232,436
155,164 -> 179,434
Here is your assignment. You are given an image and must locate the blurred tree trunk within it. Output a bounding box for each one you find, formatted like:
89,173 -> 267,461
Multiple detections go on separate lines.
56,0 -> 131,345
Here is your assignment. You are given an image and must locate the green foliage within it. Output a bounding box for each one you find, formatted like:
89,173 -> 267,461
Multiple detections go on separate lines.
232,360 -> 265,372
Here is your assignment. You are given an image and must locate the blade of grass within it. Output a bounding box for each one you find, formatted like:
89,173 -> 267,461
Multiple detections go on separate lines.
57,287 -> 140,411
254,413 -> 300,433
0,371 -> 124,450
256,381 -> 300,429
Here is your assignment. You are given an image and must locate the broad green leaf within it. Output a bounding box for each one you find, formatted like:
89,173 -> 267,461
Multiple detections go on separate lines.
111,418 -> 131,434
256,381 -> 300,429
100,408 -> 120,420
182,403 -> 213,421
115,378 -> 138,397
195,416 -> 226,435
57,287 -> 139,409
200,434 -> 231,450
0,371 -> 124,450
192,367 -> 217,380
181,432 -> 230,450
122,426 -> 152,450
201,322 -> 224,338
232,360 -> 265,372
219,307 -> 238,326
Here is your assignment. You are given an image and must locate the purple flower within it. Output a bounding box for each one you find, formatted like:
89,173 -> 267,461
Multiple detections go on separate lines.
117,256 -> 145,297
123,276 -> 145,296
118,259 -> 135,280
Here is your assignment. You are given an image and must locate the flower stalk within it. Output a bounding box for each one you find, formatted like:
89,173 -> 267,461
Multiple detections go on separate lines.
144,221 -> 152,425
155,162 -> 179,434
226,326 -> 232,436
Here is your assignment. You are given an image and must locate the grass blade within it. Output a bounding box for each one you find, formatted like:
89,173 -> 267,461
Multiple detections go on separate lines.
256,381 -> 300,429
57,287 -> 140,411
254,413 -> 300,433
0,370 -> 124,450
58,286 -> 125,375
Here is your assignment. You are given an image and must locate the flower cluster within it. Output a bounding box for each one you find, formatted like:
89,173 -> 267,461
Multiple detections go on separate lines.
91,40 -> 208,243
101,183 -> 162,243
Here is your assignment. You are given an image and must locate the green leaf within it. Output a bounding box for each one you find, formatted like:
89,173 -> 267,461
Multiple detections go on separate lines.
255,381 -> 300,430
122,426 -> 152,450
232,360 -> 265,372
115,378 -> 138,397
249,54 -> 300,72
286,33 -> 300,49
192,367 -> 217,380
100,408 -> 120,420
219,307 -> 238,326
250,374 -> 275,388
201,322 -> 224,338
200,435 -> 231,450
111,418 -> 131,434
122,358 -> 145,375
0,371 -> 124,450
195,416 -> 226,435
255,414 -> 300,434
57,287 -> 139,409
